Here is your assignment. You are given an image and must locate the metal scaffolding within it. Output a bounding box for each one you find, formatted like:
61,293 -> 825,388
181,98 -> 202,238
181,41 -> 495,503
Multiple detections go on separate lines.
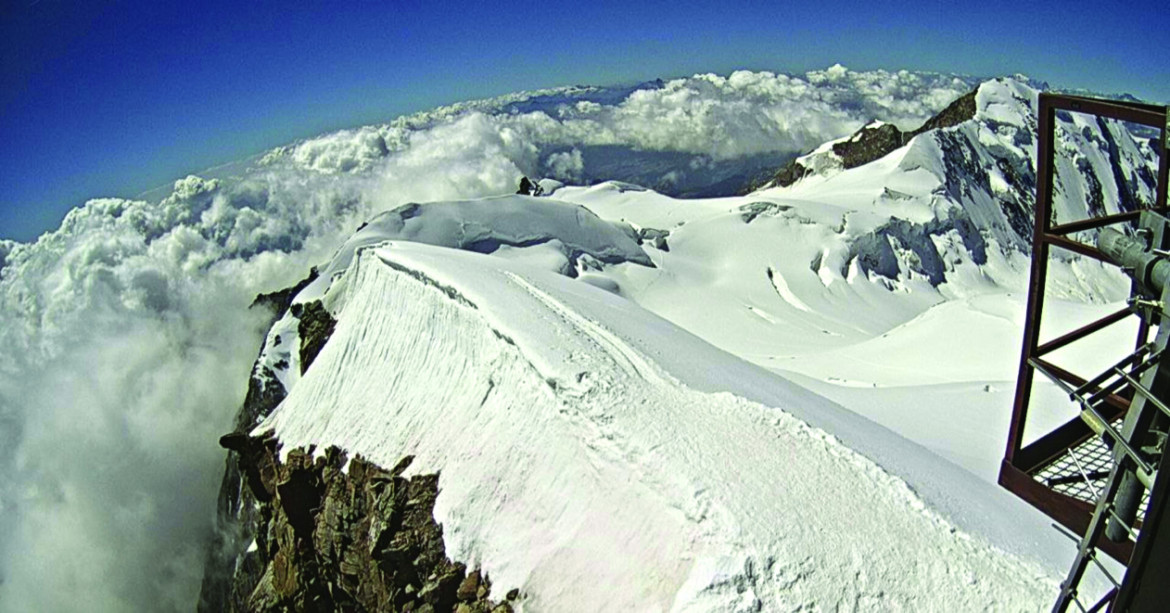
1000,92 -> 1169,612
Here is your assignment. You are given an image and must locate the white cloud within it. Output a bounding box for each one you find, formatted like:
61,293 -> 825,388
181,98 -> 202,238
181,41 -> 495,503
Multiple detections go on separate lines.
0,177 -> 352,612
271,67 -> 977,176
545,148 -> 584,182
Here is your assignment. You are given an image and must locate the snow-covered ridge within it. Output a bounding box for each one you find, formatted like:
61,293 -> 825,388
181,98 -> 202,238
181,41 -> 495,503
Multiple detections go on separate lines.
737,77 -> 1160,312
248,195 -> 656,398
774,78 -> 1161,253
258,240 -> 1066,610
296,195 -> 652,302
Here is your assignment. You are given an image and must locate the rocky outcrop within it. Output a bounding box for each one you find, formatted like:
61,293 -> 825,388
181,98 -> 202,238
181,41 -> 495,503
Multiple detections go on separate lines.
291,300 -> 336,374
516,176 -> 544,196
200,276 -> 335,612
738,201 -> 793,223
765,89 -> 978,188
217,436 -> 516,613
913,89 -> 977,135
635,227 -> 671,251
251,268 -> 319,318
200,271 -> 515,612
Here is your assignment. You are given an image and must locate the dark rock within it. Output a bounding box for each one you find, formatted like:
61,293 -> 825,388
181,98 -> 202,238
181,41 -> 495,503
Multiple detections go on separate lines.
765,88 -> 979,189
764,159 -> 813,189
293,300 -> 336,374
205,436 -> 506,612
219,431 -> 250,452
911,89 -> 977,136
390,455 -> 415,477
831,122 -> 906,170
457,570 -> 482,601
739,201 -> 792,223
516,176 -> 544,196
250,268 -> 319,318
636,227 -> 671,251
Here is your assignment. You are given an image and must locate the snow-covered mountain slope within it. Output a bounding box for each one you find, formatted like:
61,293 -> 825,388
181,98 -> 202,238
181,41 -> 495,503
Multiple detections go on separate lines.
0,65 -> 1154,611
259,234 -> 1068,610
773,78 -> 1161,252
228,136 -> 1149,605
540,76 -> 1156,483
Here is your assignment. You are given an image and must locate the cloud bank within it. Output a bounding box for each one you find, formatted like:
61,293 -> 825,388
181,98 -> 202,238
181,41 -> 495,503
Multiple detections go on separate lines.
263,65 -> 978,175
0,66 -> 977,611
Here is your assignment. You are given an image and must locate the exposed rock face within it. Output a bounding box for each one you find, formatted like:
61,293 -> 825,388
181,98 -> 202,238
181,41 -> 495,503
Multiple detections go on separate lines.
200,275 -> 321,612
914,89 -> 977,135
831,122 -> 907,171
200,275 -> 335,612
738,201 -> 793,223
251,268 -> 319,317
220,438 -> 514,613
291,300 -> 336,374
200,276 -> 514,612
766,89 -> 978,188
516,176 -> 544,196
635,227 -> 671,251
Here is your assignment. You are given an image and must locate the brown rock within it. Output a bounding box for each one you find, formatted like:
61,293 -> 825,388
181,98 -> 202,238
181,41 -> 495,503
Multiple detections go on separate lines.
457,570 -> 481,601
212,443 -> 509,612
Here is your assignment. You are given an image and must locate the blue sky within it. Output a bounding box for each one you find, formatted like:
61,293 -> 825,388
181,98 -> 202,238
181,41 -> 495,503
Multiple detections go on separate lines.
2,0 -> 1167,242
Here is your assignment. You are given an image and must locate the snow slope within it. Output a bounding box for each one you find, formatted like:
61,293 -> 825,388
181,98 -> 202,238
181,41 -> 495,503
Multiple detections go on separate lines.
246,74 -> 1160,605
543,76 -> 1153,487
238,75 -> 1158,610
259,239 -> 1068,611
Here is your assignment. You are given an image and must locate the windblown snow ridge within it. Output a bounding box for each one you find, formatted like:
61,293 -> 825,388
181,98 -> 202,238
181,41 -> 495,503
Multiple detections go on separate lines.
257,240 -> 1059,611
295,195 -> 651,303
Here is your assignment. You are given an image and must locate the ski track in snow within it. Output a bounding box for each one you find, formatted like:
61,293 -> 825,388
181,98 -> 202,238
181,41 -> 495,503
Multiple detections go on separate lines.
260,242 -> 1057,612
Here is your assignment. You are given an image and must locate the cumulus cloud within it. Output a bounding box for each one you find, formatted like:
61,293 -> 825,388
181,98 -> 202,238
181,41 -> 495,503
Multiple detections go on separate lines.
267,66 -> 977,176
0,174 -> 368,611
0,66 -> 983,612
0,239 -> 15,276
544,148 -> 585,182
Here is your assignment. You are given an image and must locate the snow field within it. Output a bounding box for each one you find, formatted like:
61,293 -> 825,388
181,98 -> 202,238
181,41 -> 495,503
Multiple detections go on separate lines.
260,242 -> 1064,611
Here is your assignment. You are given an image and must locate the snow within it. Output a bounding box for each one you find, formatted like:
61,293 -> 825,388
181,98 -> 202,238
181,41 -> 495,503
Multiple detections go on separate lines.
538,78 -> 1141,504
258,241 -> 1071,611
295,195 -> 651,304
246,78 -> 1159,607
2,70 -> 1152,613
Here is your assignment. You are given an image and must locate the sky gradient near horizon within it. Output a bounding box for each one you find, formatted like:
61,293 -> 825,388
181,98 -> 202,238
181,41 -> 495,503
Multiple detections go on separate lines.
3,0 -> 1168,242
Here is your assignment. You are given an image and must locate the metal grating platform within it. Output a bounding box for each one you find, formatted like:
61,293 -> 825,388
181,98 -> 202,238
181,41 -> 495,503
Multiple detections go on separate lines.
1033,421 -> 1151,522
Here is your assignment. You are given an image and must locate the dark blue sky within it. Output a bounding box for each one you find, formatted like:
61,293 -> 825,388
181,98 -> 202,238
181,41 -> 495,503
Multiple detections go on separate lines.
3,0 -> 1167,242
